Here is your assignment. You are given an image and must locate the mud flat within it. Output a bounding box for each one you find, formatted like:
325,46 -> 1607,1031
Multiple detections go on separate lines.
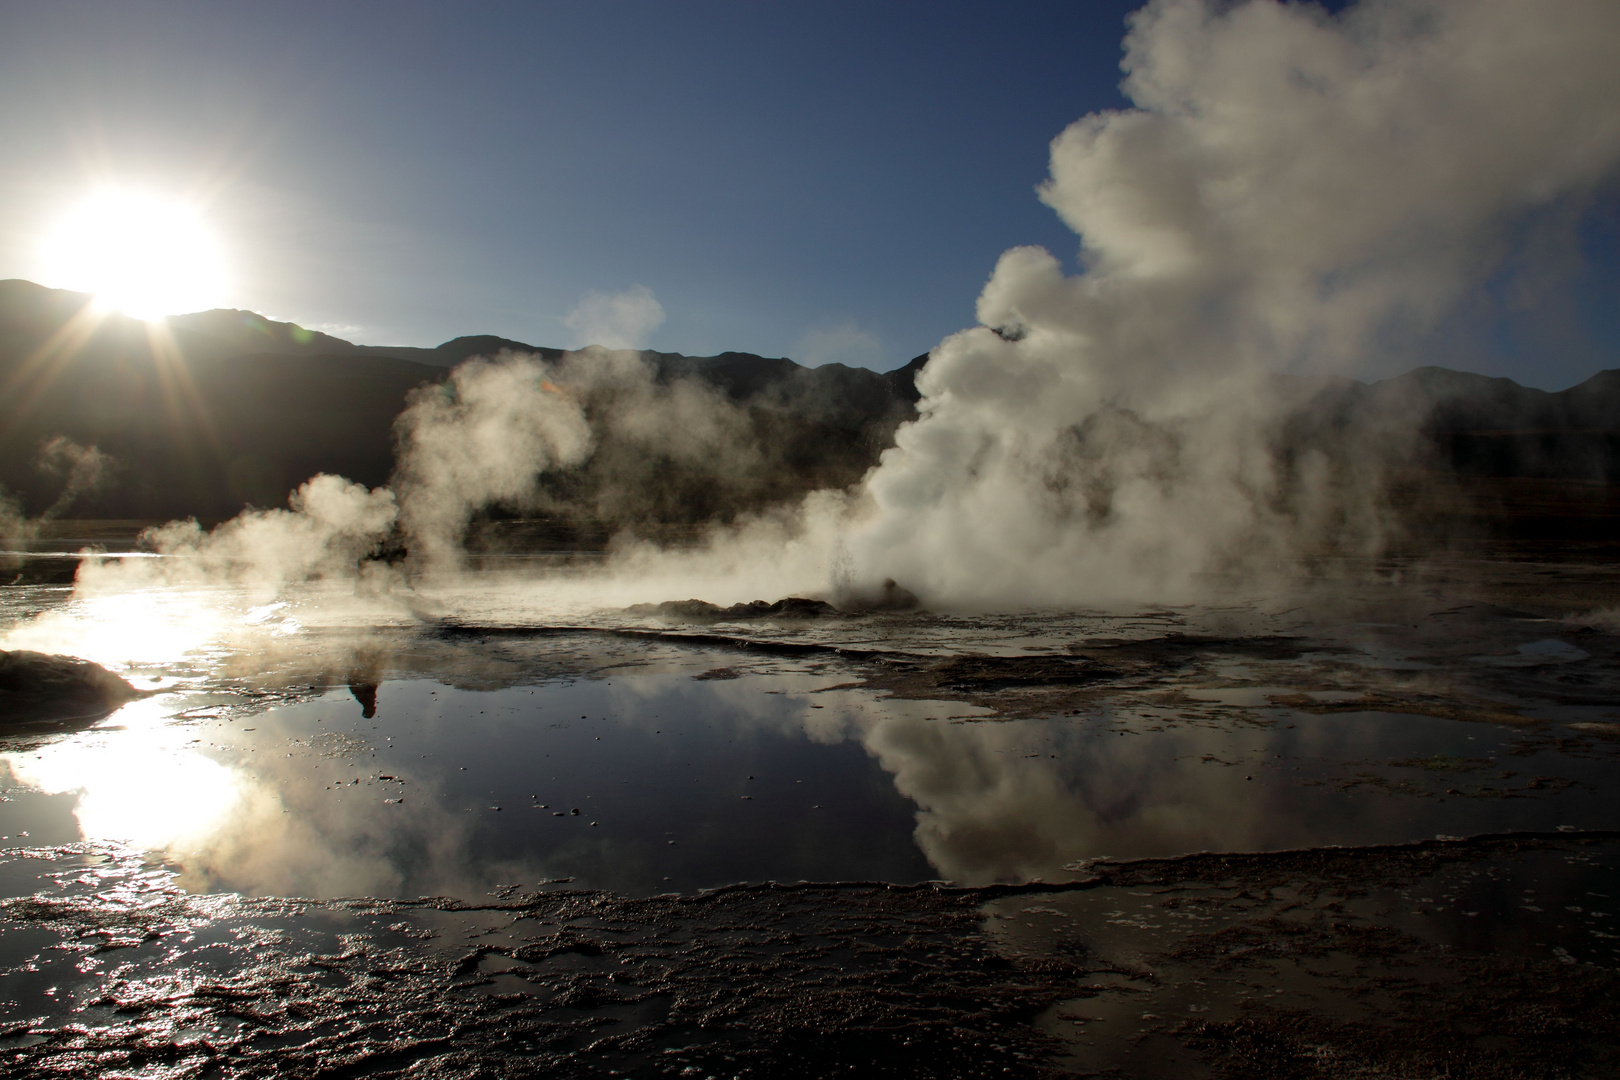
1,550 -> 1619,1075
0,835 -> 1614,1078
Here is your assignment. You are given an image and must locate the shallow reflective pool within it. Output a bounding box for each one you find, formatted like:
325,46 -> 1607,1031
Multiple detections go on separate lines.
4,621 -> 1618,899
6,559 -> 1620,1076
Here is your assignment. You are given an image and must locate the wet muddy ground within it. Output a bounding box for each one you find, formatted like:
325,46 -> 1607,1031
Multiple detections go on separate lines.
2,538 -> 1620,1075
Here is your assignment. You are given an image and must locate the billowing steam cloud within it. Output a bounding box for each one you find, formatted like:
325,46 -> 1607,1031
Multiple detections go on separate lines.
393,355 -> 593,566
39,0 -> 1620,617
390,346 -> 871,572
153,477 -> 397,590
839,0 -> 1620,606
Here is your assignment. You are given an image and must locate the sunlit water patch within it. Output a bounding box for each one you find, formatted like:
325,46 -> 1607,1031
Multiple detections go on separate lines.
7,566 -> 1620,1075
4,630 -> 1618,900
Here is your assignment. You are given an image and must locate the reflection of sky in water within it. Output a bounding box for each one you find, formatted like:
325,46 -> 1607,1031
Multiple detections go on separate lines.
4,652 -> 1617,899
3,571 -> 1620,900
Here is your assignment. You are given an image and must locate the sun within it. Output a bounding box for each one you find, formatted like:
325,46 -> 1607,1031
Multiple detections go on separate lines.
39,188 -> 229,321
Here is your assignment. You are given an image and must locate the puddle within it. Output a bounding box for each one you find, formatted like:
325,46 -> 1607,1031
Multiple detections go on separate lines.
3,630 -> 1618,900
6,559 -> 1620,1074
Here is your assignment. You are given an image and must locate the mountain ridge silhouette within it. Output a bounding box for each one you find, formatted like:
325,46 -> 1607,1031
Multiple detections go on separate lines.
3,278 -> 1617,541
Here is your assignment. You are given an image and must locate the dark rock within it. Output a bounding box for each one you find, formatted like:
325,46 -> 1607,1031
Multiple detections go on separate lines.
841,578 -> 921,612
929,654 -> 1118,691
0,650 -> 143,730
628,596 -> 840,623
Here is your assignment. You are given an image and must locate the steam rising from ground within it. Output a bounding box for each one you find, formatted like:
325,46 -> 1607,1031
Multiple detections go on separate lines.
844,0 -> 1620,605
34,0 -> 1620,619
393,356 -> 592,566
128,476 -> 399,597
1,436 -> 113,569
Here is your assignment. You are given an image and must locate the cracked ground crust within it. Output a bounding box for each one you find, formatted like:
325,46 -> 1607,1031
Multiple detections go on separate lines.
3,834 -> 1617,1078
1085,836 -> 1620,1080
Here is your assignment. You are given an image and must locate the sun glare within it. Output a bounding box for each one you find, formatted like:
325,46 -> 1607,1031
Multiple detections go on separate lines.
40,188 -> 229,321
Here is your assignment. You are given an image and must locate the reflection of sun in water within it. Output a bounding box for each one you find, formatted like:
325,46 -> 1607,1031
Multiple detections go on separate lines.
39,188 -> 229,320
0,587 -> 239,668
1,699 -> 250,853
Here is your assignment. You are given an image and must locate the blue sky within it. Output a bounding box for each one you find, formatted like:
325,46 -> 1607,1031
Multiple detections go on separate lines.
0,0 -> 1614,386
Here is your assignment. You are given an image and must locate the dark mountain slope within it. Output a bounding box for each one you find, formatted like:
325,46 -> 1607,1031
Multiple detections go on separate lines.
1276,364 -> 1620,483
4,278 -> 1617,544
0,282 -> 920,523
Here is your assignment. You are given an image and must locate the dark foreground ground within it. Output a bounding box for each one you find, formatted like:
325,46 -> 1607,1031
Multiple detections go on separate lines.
1,834 -> 1616,1078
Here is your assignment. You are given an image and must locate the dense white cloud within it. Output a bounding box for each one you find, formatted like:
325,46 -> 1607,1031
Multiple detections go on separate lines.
837,0 -> 1620,607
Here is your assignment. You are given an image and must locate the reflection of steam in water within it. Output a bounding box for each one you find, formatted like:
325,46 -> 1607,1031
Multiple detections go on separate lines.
812,706 -> 1279,884
1,616 -> 1616,899
0,707 -> 534,899
605,657 -> 1620,888
4,541 -> 1620,898
0,666 -> 548,899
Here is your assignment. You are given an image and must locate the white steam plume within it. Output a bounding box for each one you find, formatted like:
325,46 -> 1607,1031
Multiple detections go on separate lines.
392,355 -> 593,567
2,436 -> 114,570
77,474 -> 398,599
836,0 -> 1620,607
562,284 -> 666,350
32,0 -> 1620,622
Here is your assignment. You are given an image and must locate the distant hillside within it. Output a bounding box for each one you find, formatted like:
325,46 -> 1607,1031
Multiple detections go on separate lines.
3,278 -> 1618,547
0,280 -> 923,522
1277,365 -> 1620,481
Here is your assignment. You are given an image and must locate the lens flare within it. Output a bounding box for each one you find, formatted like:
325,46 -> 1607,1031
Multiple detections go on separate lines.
38,188 -> 229,320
